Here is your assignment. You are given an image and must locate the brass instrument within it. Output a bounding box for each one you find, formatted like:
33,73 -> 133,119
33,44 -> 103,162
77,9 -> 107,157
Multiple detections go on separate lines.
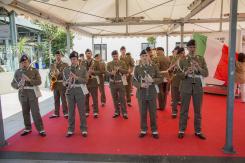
16,60 -> 37,92
50,64 -> 59,91
187,56 -> 199,84
65,66 -> 76,94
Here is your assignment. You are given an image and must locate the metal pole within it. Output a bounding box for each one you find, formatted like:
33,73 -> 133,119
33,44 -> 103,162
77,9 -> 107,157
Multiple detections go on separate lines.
219,0 -> 224,31
223,0 -> 237,154
126,0 -> 128,34
0,96 -> 8,147
166,34 -> 169,56
180,23 -> 184,47
9,11 -> 17,71
66,25 -> 71,56
92,35 -> 95,54
115,0 -> 119,22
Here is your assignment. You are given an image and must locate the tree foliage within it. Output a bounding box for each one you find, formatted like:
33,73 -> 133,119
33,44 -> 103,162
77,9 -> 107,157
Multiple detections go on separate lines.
37,22 -> 74,67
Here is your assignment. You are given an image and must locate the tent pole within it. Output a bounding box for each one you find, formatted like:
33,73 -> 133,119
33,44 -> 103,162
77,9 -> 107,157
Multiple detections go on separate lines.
166,34 -> 169,56
223,0 -> 237,154
66,25 -> 71,56
0,96 -> 7,147
219,0 -> 224,31
180,23 -> 184,47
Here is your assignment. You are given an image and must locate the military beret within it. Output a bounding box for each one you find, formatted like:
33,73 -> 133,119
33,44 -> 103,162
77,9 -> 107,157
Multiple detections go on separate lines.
85,49 -> 92,53
177,47 -> 185,54
79,53 -> 84,57
140,50 -> 147,56
187,39 -> 196,47
94,54 -> 100,58
145,47 -> 151,52
111,50 -> 118,56
174,46 -> 180,51
120,46 -> 126,51
55,50 -> 63,56
69,51 -> 79,59
156,47 -> 164,51
126,52 -> 131,56
19,54 -> 29,63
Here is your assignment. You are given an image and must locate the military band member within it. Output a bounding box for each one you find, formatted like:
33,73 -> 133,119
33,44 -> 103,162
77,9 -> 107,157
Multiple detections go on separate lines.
49,51 -> 69,119
133,50 -> 162,139
79,53 -> 86,66
169,47 -> 185,118
120,46 -> 135,107
11,54 -> 46,137
146,47 -> 154,61
107,50 -> 128,119
64,51 -> 88,137
155,47 -> 170,110
177,40 -> 208,140
94,54 -> 106,106
84,49 -> 99,118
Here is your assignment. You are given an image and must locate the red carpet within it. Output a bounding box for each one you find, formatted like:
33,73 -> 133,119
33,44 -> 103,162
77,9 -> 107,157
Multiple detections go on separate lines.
1,86 -> 245,157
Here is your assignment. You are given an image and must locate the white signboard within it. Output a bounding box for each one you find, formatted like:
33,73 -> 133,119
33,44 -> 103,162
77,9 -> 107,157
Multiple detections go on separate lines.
0,25 -> 10,39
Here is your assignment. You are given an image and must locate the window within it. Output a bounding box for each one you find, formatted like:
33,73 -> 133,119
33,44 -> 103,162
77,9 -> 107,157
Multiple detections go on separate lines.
141,43 -> 155,51
175,42 -> 187,48
94,44 -> 107,61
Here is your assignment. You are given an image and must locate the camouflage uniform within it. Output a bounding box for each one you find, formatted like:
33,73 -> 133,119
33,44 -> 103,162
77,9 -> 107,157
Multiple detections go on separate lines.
178,54 -> 208,134
63,64 -> 88,133
120,55 -> 135,104
133,62 -> 162,133
84,59 -> 99,116
11,67 -> 45,133
106,60 -> 128,117
153,55 -> 170,110
49,61 -> 68,117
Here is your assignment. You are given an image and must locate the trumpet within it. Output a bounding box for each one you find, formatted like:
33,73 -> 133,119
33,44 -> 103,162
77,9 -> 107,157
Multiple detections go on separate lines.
141,70 -> 153,88
15,60 -> 36,92
65,66 -> 76,94
185,58 -> 199,84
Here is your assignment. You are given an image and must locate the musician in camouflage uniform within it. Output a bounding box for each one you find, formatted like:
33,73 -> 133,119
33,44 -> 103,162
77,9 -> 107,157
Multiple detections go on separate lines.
120,46 -> 135,107
49,50 -> 69,119
133,50 -> 162,139
11,54 -> 46,137
177,40 -> 208,140
94,54 -> 106,106
64,51 -> 88,137
169,47 -> 185,118
84,49 -> 99,118
107,50 -> 128,119
79,53 -> 86,66
155,47 -> 170,110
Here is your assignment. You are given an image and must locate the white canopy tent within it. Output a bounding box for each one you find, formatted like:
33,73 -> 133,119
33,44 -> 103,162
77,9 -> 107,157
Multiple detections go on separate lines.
0,0 -> 241,154
1,0 -> 245,37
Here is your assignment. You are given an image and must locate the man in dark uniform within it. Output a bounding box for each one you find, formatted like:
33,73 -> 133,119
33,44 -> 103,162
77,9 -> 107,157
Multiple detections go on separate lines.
177,40 -> 208,140
49,50 -> 69,119
119,46 -> 135,107
11,54 -> 46,136
64,51 -> 88,137
94,54 -> 106,106
107,50 -> 128,119
84,49 -> 100,118
133,50 -> 162,139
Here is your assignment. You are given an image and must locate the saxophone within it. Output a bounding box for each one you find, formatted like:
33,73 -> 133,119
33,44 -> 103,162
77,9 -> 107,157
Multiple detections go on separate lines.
50,63 -> 59,91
